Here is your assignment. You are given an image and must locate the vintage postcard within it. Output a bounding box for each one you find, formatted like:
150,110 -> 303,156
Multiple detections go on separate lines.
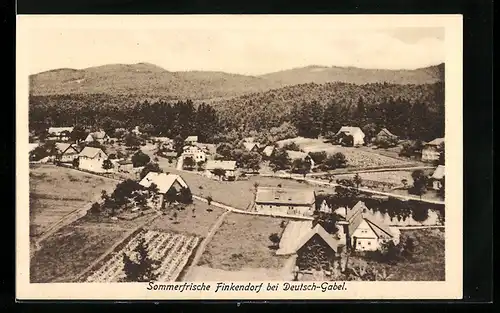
16,14 -> 463,300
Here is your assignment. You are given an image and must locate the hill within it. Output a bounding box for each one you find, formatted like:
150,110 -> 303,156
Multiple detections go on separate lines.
29,62 -> 444,100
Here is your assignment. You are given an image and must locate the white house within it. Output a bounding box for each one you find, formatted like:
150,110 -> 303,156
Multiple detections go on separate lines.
204,160 -> 237,180
255,187 -> 315,217
139,172 -> 189,206
422,138 -> 444,162
262,145 -> 275,157
84,130 -> 110,144
430,165 -> 445,190
47,127 -> 74,141
184,135 -> 198,145
335,201 -> 400,251
243,142 -> 260,152
54,143 -> 81,163
335,126 -> 365,146
182,145 -> 207,163
286,150 -> 315,169
78,147 -> 110,173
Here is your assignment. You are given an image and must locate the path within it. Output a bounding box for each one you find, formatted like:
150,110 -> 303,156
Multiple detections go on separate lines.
181,209 -> 230,281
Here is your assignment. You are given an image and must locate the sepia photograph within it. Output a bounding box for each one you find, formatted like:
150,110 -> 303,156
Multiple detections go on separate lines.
16,14 -> 463,300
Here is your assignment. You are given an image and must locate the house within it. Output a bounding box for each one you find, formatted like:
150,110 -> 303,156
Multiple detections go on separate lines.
422,138 -> 445,162
254,187 -> 316,217
184,135 -> 198,145
78,147 -> 110,173
139,172 -> 189,206
116,159 -> 134,172
319,200 -> 332,214
335,126 -> 365,146
84,130 -> 110,144
335,201 -> 400,251
28,143 -> 39,154
182,145 -> 207,163
375,128 -> 398,141
243,142 -> 260,153
204,160 -> 237,180
262,145 -> 275,158
54,143 -> 81,163
286,150 -> 315,169
430,165 -> 445,190
294,224 -> 339,272
47,127 -> 74,141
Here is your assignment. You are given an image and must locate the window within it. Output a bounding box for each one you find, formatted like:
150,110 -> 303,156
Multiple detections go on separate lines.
367,241 -> 371,245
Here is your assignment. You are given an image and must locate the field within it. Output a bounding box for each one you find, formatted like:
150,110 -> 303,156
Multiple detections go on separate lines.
146,202 -> 226,238
30,223 -> 129,283
351,228 -> 445,281
334,170 -> 415,186
84,229 -> 200,282
277,137 -> 414,168
197,213 -> 290,271
29,164 -> 119,238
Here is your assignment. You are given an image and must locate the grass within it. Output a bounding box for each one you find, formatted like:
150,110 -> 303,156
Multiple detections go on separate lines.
334,171 -> 416,186
197,213 -> 289,271
30,224 -> 129,283
351,228 -> 445,281
29,164 -> 119,238
159,162 -> 334,210
146,202 -> 226,238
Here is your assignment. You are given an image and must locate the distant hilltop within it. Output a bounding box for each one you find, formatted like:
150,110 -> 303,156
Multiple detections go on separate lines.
29,62 -> 444,100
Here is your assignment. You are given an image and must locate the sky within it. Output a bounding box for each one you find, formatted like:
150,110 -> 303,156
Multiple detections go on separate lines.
20,16 -> 445,76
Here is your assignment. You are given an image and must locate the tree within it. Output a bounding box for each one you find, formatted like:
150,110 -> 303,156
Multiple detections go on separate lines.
341,135 -> 354,147
435,142 -> 445,166
312,212 -> 341,234
183,156 -> 195,170
72,157 -> 79,168
269,233 -> 280,249
238,151 -> 261,172
216,143 -> 233,160
111,179 -> 142,207
122,237 -> 160,282
401,179 -> 408,189
309,151 -> 327,165
102,159 -> 114,171
139,162 -> 162,180
70,125 -> 87,143
206,196 -> 213,206
131,151 -> 150,168
196,160 -> 205,171
269,148 -> 291,172
437,179 -> 445,199
323,152 -> 347,170
172,211 -> 178,223
179,187 -> 193,204
362,123 -> 378,142
409,170 -> 428,199
212,168 -> 226,181
283,142 -> 302,151
353,173 -> 362,189
89,202 -> 101,215
291,158 -> 311,178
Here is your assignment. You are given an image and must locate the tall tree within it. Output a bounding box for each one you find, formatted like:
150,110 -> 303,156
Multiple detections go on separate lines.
122,237 -> 160,282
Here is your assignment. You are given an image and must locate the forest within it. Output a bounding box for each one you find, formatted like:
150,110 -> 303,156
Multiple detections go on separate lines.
29,80 -> 444,143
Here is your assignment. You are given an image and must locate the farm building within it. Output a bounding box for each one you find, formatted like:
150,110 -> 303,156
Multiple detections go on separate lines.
254,187 -> 316,217
243,142 -> 260,152
184,135 -> 198,145
286,150 -> 315,169
335,126 -> 365,146
47,127 -> 74,141
422,138 -> 445,162
204,160 -> 237,180
84,130 -> 110,144
54,143 -> 81,163
78,147 -> 110,173
262,145 -> 275,158
375,128 -> 398,141
430,165 -> 445,190
139,172 -> 189,206
335,201 -> 400,251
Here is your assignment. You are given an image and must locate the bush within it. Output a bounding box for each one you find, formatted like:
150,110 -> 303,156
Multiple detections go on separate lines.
131,151 -> 150,168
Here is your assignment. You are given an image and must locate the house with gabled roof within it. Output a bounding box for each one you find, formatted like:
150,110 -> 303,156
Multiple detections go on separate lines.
54,143 -> 81,163
184,135 -> 198,145
335,126 -> 365,146
78,147 -> 109,173
375,128 -> 398,141
139,172 -> 189,208
286,150 -> 315,169
84,130 -> 110,144
204,160 -> 237,180
335,201 -> 400,251
243,142 -> 260,153
262,145 -> 275,158
422,137 -> 445,162
255,187 -> 315,217
430,165 -> 445,190
47,127 -> 74,142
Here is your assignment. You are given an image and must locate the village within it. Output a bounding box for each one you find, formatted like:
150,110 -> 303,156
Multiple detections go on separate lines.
29,123 -> 445,283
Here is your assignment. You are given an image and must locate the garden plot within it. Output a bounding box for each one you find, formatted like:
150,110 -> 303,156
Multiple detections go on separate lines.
85,229 -> 200,282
